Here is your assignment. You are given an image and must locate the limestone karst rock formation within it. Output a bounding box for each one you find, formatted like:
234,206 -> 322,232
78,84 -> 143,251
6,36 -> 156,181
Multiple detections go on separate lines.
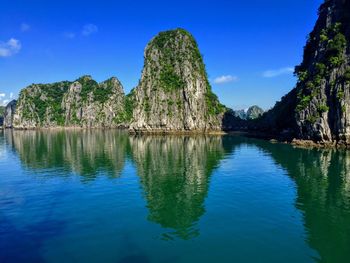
11,29 -> 226,132
260,0 -> 350,145
2,100 -> 17,128
12,76 -> 129,129
128,29 -> 225,133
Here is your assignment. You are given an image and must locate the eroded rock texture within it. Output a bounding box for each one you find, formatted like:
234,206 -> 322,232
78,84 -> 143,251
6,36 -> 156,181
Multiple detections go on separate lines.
13,76 -> 129,129
261,0 -> 350,144
129,29 -> 225,133
3,100 -> 17,128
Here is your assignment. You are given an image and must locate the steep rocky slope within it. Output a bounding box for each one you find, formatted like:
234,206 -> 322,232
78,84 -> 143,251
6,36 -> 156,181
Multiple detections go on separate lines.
13,76 -> 129,129
3,100 -> 17,128
0,106 -> 4,126
261,0 -> 350,144
129,29 -> 225,133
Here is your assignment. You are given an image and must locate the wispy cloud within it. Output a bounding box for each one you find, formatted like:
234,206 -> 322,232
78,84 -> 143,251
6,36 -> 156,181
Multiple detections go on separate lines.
63,24 -> 98,39
0,93 -> 6,107
82,24 -> 98,36
63,32 -> 76,39
262,67 -> 294,78
213,75 -> 239,84
0,38 -> 21,57
0,93 -> 8,106
1,99 -> 9,106
0,92 -> 16,106
20,23 -> 30,32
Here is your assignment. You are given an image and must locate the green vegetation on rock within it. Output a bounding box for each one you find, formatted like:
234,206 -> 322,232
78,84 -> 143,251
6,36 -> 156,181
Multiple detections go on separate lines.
317,104 -> 329,114
0,106 -> 4,116
296,94 -> 312,112
20,82 -> 70,125
294,22 -> 348,112
344,68 -> 350,83
15,76 -> 128,128
95,78 -> 117,103
77,76 -> 100,102
124,92 -> 135,121
205,92 -> 225,116
160,64 -> 185,91
129,28 -> 225,131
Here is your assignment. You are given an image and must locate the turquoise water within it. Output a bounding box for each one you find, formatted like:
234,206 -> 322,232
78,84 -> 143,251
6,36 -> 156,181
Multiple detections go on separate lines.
1,130 -> 350,263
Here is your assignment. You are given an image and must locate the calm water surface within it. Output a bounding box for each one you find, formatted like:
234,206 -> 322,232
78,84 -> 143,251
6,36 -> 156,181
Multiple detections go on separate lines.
0,130 -> 350,263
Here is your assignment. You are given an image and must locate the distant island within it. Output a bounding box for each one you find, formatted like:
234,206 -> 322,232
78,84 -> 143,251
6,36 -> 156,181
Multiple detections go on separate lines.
233,106 -> 264,120
1,0 -> 350,147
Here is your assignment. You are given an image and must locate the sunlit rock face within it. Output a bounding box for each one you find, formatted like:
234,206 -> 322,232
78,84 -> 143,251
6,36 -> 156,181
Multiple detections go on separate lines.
10,29 -> 229,133
6,130 -> 129,179
129,29 -> 225,133
129,135 -> 225,239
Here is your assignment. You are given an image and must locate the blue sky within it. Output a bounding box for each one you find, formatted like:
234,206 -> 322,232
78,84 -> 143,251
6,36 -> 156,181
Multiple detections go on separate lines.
0,0 -> 323,109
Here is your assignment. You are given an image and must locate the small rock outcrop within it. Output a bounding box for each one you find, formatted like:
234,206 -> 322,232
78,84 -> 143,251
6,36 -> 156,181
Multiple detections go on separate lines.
13,76 -> 129,129
246,106 -> 264,120
129,29 -> 225,133
234,109 -> 247,120
3,100 -> 17,128
260,0 -> 350,145
234,106 -> 264,120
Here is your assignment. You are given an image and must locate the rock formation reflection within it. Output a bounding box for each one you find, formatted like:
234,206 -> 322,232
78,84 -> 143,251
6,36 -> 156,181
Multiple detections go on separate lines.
7,130 -> 350,256
253,141 -> 350,263
5,129 -> 129,180
7,130 -> 233,240
129,135 -> 228,240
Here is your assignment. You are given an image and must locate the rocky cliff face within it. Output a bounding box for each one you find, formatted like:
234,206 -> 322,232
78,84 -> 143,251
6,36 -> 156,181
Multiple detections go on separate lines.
13,76 -> 129,129
3,100 -> 17,128
129,29 -> 225,133
261,0 -> 350,144
0,106 -> 4,126
294,0 -> 350,144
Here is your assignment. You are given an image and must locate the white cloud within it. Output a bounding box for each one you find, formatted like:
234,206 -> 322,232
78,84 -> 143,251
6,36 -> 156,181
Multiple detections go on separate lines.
2,99 -> 9,106
262,67 -> 294,78
20,23 -> 30,32
0,93 -> 7,106
63,32 -> 76,39
213,75 -> 239,84
0,38 -> 21,57
0,92 -> 17,106
82,24 -> 98,36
